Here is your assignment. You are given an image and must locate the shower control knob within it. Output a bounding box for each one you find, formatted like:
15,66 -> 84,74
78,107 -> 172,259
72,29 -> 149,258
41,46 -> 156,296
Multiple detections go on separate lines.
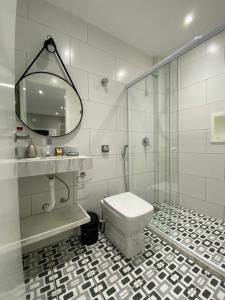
142,137 -> 150,147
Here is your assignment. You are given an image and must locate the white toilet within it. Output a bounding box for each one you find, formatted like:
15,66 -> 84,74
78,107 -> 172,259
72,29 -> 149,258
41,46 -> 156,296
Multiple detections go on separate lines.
101,192 -> 154,258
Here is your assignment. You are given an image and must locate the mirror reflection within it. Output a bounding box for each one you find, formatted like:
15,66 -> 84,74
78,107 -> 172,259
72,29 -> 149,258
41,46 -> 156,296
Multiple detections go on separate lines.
15,73 -> 83,136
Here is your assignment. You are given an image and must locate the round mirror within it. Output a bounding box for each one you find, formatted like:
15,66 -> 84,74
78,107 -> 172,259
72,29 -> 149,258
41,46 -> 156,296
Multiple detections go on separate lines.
15,72 -> 83,137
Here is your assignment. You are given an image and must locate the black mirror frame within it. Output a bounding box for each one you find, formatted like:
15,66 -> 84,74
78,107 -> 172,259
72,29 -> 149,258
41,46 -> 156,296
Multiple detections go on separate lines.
15,36 -> 84,137
15,71 -> 83,137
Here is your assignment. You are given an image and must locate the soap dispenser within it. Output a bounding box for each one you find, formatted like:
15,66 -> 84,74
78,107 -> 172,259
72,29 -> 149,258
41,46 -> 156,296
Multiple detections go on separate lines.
26,138 -> 37,158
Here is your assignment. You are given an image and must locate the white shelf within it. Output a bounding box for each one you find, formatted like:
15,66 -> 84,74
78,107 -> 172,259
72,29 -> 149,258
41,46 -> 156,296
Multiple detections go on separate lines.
211,111 -> 225,143
20,204 -> 90,246
17,155 -> 93,177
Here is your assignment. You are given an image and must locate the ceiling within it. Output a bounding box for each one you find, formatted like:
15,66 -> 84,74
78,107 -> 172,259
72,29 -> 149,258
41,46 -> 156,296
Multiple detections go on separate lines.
47,0 -> 225,58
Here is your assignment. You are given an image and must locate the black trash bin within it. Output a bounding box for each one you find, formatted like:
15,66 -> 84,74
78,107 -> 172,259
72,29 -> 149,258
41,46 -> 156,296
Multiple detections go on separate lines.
80,212 -> 99,245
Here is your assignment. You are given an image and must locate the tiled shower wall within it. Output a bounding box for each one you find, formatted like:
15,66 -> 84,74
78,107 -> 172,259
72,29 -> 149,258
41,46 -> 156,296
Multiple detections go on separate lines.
178,30 -> 225,221
16,0 -> 153,218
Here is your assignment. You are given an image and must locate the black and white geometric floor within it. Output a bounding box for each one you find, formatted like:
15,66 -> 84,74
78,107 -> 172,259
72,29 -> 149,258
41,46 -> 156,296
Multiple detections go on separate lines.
23,226 -> 225,300
151,203 -> 225,273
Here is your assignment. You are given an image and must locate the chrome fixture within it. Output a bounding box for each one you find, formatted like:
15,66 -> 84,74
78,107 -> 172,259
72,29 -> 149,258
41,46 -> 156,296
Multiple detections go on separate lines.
144,77 -> 148,96
127,22 -> 225,88
122,144 -> 128,157
55,175 -> 70,203
101,145 -> 109,153
101,77 -> 109,87
122,145 -> 128,192
99,213 -> 106,233
44,36 -> 56,53
76,171 -> 92,184
142,137 -> 150,147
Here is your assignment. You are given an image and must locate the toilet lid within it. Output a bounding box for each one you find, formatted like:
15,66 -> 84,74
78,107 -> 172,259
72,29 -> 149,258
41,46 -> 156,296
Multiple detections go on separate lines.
104,192 -> 153,219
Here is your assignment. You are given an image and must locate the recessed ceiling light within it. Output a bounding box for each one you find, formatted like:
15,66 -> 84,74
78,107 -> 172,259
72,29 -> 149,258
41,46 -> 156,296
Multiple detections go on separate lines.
207,43 -> 218,54
55,112 -> 59,115
184,13 -> 194,26
38,90 -> 43,95
60,106 -> 64,110
116,69 -> 127,81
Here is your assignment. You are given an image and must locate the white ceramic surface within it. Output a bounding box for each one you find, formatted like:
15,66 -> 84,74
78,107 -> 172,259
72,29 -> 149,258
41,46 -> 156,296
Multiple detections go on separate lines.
17,155 -> 93,177
101,193 -> 153,258
20,204 -> 90,246
104,192 -> 153,219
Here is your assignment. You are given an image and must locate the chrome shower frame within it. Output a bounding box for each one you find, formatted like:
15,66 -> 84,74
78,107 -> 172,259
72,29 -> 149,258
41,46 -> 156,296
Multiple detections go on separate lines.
127,22 -> 225,89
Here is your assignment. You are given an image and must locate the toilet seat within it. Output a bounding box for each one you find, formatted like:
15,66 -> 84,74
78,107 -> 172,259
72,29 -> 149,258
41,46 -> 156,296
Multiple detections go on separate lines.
103,192 -> 153,220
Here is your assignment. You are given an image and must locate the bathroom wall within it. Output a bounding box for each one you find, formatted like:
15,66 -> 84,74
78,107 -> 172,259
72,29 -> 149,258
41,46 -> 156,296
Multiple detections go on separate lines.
178,30 -> 225,221
0,0 -> 25,299
16,0 -> 153,217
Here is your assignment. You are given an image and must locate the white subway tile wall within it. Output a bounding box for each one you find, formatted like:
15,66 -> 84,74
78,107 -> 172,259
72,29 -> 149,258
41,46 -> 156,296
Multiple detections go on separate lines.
178,29 -> 225,220
16,0 -> 153,217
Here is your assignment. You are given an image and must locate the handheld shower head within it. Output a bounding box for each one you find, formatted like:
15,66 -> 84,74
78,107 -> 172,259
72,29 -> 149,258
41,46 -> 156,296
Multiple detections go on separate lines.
122,145 -> 129,192
122,144 -> 128,158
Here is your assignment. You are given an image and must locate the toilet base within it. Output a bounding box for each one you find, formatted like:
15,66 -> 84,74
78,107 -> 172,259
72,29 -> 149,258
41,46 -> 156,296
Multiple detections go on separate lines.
104,220 -> 145,258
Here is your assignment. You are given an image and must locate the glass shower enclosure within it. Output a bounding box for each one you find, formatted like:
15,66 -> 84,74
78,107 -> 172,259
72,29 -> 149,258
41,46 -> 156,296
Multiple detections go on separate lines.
128,60 -> 178,228
127,28 -> 225,276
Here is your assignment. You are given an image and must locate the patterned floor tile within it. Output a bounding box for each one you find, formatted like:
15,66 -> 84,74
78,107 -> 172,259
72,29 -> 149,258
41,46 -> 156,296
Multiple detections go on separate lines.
23,223 -> 225,300
24,270 -> 56,300
151,202 -> 225,274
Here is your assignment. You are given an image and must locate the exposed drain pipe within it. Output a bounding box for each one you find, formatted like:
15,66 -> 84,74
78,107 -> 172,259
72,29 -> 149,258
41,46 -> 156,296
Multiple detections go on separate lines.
43,175 -> 56,212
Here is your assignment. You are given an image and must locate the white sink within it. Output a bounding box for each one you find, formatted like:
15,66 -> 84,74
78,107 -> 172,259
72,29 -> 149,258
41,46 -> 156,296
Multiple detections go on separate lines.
17,155 -> 93,177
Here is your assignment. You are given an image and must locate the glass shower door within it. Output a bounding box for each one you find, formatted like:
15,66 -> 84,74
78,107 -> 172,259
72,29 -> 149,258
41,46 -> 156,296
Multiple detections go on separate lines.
128,60 -> 178,234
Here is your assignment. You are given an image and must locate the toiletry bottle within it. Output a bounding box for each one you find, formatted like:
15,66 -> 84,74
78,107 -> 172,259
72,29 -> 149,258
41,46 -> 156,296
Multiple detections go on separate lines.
46,135 -> 52,157
26,138 -> 37,158
16,126 -> 25,159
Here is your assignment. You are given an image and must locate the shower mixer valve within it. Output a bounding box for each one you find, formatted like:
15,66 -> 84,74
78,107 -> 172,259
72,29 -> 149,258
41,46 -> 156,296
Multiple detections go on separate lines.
142,137 -> 150,147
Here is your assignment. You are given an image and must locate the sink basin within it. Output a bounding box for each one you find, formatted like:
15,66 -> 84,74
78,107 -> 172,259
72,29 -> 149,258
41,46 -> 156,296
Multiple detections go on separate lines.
17,155 -> 93,177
